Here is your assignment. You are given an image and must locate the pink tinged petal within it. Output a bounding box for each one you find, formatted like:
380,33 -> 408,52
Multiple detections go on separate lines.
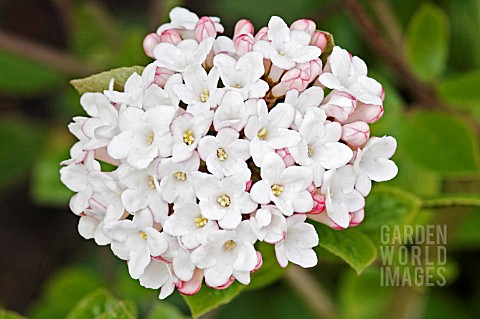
234,34 -> 254,55
128,249 -> 151,279
250,180 -> 272,204
234,19 -> 254,38
274,243 -> 289,268
255,26 -> 269,41
212,276 -> 235,290
204,262 -> 234,288
290,19 -> 316,35
108,131 -> 134,160
349,209 -> 365,227
195,17 -> 217,42
310,31 -> 328,51
159,29 -> 182,45
347,102 -> 384,124
177,268 -> 204,295
253,251 -> 263,272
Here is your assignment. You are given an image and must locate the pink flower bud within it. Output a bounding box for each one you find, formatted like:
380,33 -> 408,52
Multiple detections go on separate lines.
297,58 -> 322,83
307,183 -> 316,194
272,68 -> 308,97
321,91 -> 356,122
212,276 -> 235,290
341,121 -> 370,148
154,67 -> 175,88
310,31 -> 328,52
159,29 -> 182,45
290,19 -> 316,36
349,209 -> 364,227
245,180 -> 253,192
252,251 -> 263,272
234,19 -> 254,39
275,148 -> 295,166
195,16 -> 217,42
345,101 -> 384,124
143,33 -> 161,58
176,268 -> 204,296
310,193 -> 326,214
254,26 -> 269,41
234,33 -> 255,55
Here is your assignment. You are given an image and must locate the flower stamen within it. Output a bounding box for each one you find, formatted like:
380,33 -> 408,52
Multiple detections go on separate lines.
146,131 -> 154,145
173,171 -> 187,181
200,89 -> 210,103
257,127 -> 268,140
271,184 -> 284,196
139,231 -> 147,240
148,176 -> 156,189
216,148 -> 228,161
217,194 -> 231,207
194,217 -> 208,228
183,129 -> 195,145
224,240 -> 236,251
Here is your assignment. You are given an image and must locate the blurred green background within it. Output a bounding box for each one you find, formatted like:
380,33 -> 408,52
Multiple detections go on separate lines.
1,0 -> 480,318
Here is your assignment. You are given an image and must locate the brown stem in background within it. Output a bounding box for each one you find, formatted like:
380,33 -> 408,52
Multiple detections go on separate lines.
370,0 -> 404,51
0,29 -> 100,77
341,0 -> 445,110
285,266 -> 337,319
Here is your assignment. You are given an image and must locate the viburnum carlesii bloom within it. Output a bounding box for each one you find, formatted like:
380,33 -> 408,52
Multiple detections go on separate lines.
107,105 -> 176,169
319,46 -> 383,105
170,111 -> 213,162
104,210 -> 168,279
321,165 -> 365,229
213,51 -> 269,99
245,100 -> 300,166
191,220 -> 258,287
289,108 -> 353,186
163,202 -> 218,249
353,136 -> 398,196
275,214 -> 318,268
192,171 -> 256,229
198,127 -> 250,178
250,153 -> 313,216
61,6 -> 400,298
157,152 -> 200,203
254,16 -> 321,70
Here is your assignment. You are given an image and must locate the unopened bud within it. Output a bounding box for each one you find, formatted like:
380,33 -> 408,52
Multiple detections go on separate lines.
234,33 -> 254,55
310,31 -> 328,52
254,26 -> 269,41
143,33 -> 161,58
234,19 -> 254,39
195,16 -> 217,42
342,121 -> 370,148
290,19 -> 316,36
159,29 -> 182,45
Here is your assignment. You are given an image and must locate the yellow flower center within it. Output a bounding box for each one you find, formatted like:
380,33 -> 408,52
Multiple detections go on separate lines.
194,217 -> 208,228
257,127 -> 268,140
279,50 -> 286,56
139,231 -> 147,240
224,240 -> 236,251
146,131 -> 154,145
271,184 -> 284,196
216,148 -> 228,161
173,171 -> 186,181
200,89 -> 210,103
233,83 -> 241,89
307,146 -> 313,157
148,176 -> 156,189
217,194 -> 231,207
183,129 -> 195,145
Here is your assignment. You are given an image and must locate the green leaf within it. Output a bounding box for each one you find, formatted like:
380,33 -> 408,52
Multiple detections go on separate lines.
0,51 -> 63,96
0,118 -> 45,190
66,288 -> 135,319
402,111 -> 479,173
338,267 -> 391,319
0,309 -> 28,319
246,242 -> 287,290
146,303 -> 189,319
313,225 -> 377,274
406,3 -> 449,82
70,66 -> 144,94
319,31 -> 335,65
182,282 -> 245,319
31,128 -> 75,206
437,70 -> 480,111
360,187 -> 422,242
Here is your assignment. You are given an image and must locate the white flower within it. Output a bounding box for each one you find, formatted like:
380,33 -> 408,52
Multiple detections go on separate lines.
170,111 -> 213,162
353,136 -> 398,196
289,108 -> 353,186
253,16 -> 321,70
320,90 -> 356,123
117,161 -> 168,223
318,46 -> 382,105
198,127 -> 250,178
190,220 -> 258,287
163,202 -> 218,249
139,258 -> 177,299
107,105 -> 176,169
192,172 -> 256,229
244,100 -> 300,166
250,153 -> 313,215
321,165 -> 365,229
157,7 -> 224,39
250,205 -> 287,243
173,65 -> 222,112
284,87 -> 324,129
275,214 -> 318,268
161,233 -> 196,282
212,91 -> 256,132
157,152 -> 200,203
154,38 -> 214,73
104,210 -> 169,279
213,51 -> 268,99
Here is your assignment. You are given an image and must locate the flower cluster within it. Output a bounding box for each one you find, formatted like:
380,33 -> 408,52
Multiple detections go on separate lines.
60,7 -> 398,298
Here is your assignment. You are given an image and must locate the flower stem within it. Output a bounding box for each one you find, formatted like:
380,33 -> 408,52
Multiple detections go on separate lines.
422,197 -> 480,209
284,266 -> 337,319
